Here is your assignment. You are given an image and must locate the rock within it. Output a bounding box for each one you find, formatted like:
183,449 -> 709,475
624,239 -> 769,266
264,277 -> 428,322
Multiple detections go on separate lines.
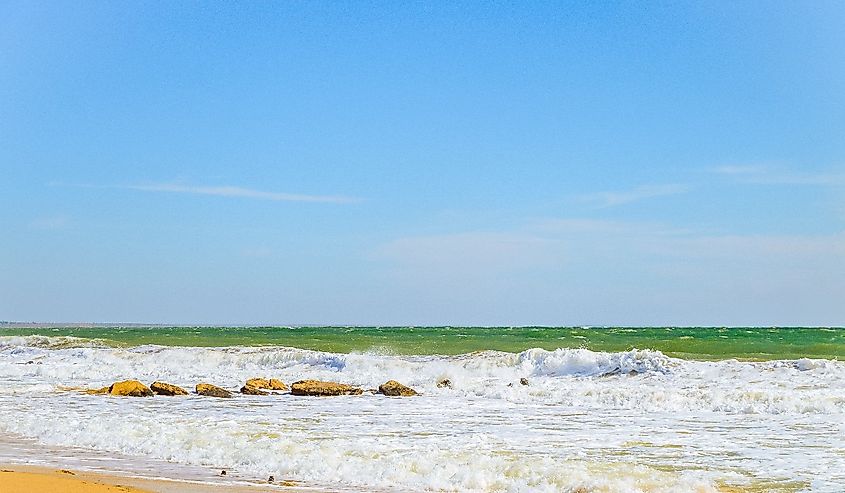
108,380 -> 153,397
290,380 -> 363,396
268,378 -> 288,391
85,386 -> 110,395
436,378 -> 452,389
150,381 -> 188,396
520,377 -> 529,386
378,380 -> 418,397
196,383 -> 232,398
244,377 -> 288,391
245,378 -> 270,388
241,385 -> 268,395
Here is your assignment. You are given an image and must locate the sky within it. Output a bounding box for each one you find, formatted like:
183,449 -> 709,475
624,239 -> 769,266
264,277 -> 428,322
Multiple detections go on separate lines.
1,1 -> 844,326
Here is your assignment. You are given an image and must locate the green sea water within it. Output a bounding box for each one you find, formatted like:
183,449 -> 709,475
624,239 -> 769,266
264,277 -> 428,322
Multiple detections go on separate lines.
2,326 -> 844,361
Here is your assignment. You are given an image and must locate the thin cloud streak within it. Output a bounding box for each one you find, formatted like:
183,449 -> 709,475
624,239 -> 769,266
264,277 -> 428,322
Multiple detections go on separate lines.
51,182 -> 359,204
28,215 -> 73,231
374,219 -> 845,325
128,183 -> 359,203
576,184 -> 688,208
711,165 -> 845,186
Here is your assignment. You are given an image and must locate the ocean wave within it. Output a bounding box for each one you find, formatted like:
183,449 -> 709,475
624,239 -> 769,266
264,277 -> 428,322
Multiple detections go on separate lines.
0,336 -> 843,491
0,337 -> 842,414
0,335 -> 117,350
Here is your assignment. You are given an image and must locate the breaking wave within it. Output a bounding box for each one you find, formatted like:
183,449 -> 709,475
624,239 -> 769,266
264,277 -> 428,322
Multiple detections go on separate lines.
0,336 -> 843,492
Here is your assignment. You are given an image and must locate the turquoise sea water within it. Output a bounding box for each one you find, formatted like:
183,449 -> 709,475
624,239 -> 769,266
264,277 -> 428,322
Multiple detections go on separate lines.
1,325 -> 843,360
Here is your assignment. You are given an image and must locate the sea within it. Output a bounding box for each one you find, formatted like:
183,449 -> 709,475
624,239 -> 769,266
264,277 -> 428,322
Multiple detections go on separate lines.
0,326 -> 843,492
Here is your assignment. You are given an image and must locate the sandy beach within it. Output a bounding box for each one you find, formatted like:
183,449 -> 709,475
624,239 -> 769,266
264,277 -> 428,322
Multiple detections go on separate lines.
0,464 -> 306,493
1,467 -> 151,493
0,464 -> 752,493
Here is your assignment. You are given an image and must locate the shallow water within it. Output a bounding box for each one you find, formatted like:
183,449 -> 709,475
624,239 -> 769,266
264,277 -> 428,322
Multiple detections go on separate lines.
0,328 -> 843,492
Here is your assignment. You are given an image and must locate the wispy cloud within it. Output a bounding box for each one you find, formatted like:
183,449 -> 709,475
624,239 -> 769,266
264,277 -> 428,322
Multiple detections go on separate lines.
377,232 -> 557,274
28,215 -> 73,231
127,183 -> 359,203
373,219 -> 845,325
576,184 -> 688,208
710,164 -> 770,175
711,165 -> 845,186
51,181 -> 359,204
241,246 -> 274,258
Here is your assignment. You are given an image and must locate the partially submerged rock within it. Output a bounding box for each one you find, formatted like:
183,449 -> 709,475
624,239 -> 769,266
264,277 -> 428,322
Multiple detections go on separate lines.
85,386 -> 110,395
241,385 -> 268,396
109,380 -> 153,397
196,383 -> 232,398
268,378 -> 288,391
290,380 -> 362,396
520,377 -> 529,386
436,378 -> 453,389
244,377 -> 288,391
378,380 -> 418,397
245,378 -> 270,389
150,381 -> 188,396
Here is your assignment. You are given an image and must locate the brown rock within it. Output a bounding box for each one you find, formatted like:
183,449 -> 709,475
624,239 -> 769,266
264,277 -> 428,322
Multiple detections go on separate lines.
241,385 -> 268,395
244,377 -> 287,391
150,381 -> 188,396
378,380 -> 418,397
436,378 -> 453,389
520,377 -> 529,386
85,386 -> 110,395
109,380 -> 153,397
268,378 -> 288,391
245,378 -> 270,388
290,380 -> 363,396
196,383 -> 232,398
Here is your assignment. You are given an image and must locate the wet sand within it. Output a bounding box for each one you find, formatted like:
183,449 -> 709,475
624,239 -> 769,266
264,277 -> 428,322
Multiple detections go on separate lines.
0,465 -> 302,493
0,467 -> 151,493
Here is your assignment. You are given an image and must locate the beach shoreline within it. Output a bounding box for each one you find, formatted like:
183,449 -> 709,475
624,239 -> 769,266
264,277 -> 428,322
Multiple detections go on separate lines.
0,466 -> 151,493
0,465 -> 303,493
0,432 -> 315,493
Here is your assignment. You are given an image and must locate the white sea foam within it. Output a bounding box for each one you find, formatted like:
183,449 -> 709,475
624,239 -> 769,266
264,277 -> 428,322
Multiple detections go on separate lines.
0,336 -> 843,492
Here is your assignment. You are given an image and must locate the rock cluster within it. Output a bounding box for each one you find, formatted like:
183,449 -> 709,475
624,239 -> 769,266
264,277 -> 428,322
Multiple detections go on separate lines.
83,377 -> 418,399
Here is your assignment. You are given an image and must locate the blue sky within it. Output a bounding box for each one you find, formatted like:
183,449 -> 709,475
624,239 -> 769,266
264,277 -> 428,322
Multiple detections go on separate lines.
2,2 -> 843,325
